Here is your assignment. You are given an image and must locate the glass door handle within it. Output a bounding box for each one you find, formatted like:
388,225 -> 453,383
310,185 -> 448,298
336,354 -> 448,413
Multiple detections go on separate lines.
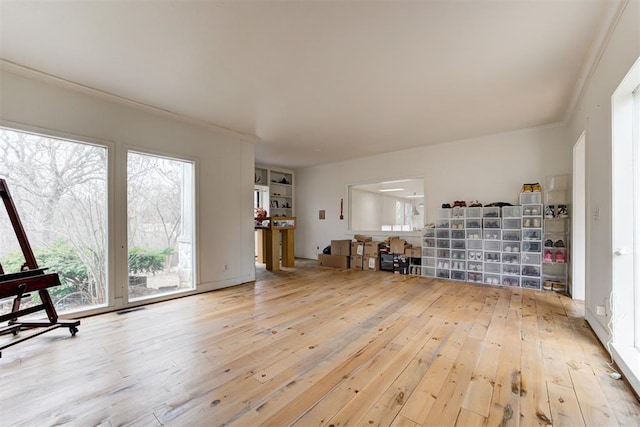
614,248 -> 630,256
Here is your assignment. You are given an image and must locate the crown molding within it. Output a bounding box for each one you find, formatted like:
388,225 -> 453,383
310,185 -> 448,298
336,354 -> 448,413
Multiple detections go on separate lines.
563,0 -> 630,124
0,59 -> 260,144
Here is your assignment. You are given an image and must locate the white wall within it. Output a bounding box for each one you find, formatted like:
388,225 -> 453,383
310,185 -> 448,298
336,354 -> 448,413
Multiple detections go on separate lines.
295,124 -> 570,259
0,68 -> 257,310
567,0 -> 640,363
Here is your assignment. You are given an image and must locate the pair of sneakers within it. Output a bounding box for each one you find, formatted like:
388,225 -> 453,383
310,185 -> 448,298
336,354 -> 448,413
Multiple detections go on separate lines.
544,250 -> 566,263
522,182 -> 542,192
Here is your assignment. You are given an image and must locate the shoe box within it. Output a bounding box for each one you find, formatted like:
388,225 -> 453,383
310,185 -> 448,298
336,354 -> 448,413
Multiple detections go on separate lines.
331,240 -> 352,256
351,241 -> 365,257
364,241 -> 382,257
363,256 -> 379,271
318,254 -> 350,268
390,238 -> 409,255
350,255 -> 364,270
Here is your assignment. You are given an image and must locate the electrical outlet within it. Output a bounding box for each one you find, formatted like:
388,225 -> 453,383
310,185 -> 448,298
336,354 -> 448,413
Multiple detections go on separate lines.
224,264 -> 228,270
596,305 -> 606,316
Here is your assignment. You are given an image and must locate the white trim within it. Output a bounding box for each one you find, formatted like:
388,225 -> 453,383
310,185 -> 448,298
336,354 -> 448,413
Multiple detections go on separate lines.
564,0 -> 629,124
0,59 -> 260,144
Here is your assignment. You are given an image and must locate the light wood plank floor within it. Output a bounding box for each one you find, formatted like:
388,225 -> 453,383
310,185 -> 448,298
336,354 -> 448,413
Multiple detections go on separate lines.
1,260 -> 639,426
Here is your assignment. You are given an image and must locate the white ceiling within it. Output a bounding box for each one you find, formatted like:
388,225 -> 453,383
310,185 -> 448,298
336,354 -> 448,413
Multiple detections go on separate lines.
0,1 -> 609,169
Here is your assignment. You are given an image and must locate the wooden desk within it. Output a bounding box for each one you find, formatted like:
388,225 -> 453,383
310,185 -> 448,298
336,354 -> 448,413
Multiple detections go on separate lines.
255,217 -> 296,271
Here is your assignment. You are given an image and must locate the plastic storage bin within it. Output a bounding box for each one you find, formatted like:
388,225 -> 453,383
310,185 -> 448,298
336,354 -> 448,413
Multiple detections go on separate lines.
451,271 -> 466,281
450,219 -> 464,230
436,249 -> 450,258
484,262 -> 501,274
467,239 -> 483,250
484,251 -> 501,263
423,228 -> 436,238
422,257 -> 436,268
521,253 -> 542,265
466,229 -> 482,239
502,264 -> 520,275
437,208 -> 452,219
484,273 -> 501,285
522,241 -> 542,253
436,269 -> 450,279
520,192 -> 542,204
484,240 -> 501,251
451,207 -> 464,218
503,218 -> 522,229
465,207 -> 482,218
521,277 -> 541,289
468,261 -> 483,272
451,250 -> 466,260
468,272 -> 483,283
437,229 -> 450,239
450,260 -> 466,272
523,229 -> 542,241
522,217 -> 542,229
483,229 -> 501,240
451,240 -> 466,250
436,220 -> 450,229
521,265 -> 541,277
483,218 -> 501,229
502,230 -> 521,241
467,250 -> 483,261
423,238 -> 436,248
502,206 -> 522,218
465,219 -> 482,229
437,239 -> 450,249
502,253 -> 521,264
422,247 -> 436,258
451,229 -> 465,240
522,204 -> 543,216
482,207 -> 500,218
422,267 -> 435,278
501,276 -> 520,287
502,242 -> 520,253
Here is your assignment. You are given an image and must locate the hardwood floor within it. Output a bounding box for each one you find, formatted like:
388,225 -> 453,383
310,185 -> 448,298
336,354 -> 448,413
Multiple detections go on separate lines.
1,259 -> 639,426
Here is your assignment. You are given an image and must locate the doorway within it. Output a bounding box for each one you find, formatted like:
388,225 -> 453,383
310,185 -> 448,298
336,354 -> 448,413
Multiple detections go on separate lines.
572,133 -> 586,300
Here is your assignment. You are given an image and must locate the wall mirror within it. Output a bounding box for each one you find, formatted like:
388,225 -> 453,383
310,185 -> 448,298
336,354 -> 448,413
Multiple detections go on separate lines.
349,178 -> 424,232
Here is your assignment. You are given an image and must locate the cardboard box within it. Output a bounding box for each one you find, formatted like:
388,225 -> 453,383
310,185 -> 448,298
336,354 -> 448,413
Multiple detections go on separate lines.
350,255 -> 363,270
354,234 -> 373,243
331,240 -> 352,256
364,241 -> 382,257
405,247 -> 422,258
351,241 -> 364,256
318,254 -> 349,268
363,256 -> 379,271
390,238 -> 407,255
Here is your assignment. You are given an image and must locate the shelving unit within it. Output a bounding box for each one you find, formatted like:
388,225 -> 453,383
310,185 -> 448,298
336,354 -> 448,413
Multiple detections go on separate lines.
542,175 -> 571,293
255,166 -> 294,218
422,194 -> 547,289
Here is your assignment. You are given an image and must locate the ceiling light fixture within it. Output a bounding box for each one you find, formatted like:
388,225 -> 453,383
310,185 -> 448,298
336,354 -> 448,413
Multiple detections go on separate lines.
378,188 -> 405,192
405,194 -> 424,198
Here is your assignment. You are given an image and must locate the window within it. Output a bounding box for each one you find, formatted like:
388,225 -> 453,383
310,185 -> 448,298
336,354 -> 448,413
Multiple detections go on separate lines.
0,128 -> 108,314
127,152 -> 195,301
349,178 -> 424,232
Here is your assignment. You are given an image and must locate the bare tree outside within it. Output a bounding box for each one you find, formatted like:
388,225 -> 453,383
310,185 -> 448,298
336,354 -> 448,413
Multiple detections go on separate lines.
127,152 -> 194,300
0,129 -> 107,314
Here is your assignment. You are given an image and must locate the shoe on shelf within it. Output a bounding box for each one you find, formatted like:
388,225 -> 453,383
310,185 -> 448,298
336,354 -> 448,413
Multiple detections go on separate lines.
544,239 -> 553,247
558,205 -> 569,218
532,182 -> 542,192
554,239 -> 565,247
555,251 -> 565,263
545,205 -> 555,218
522,183 -> 533,192
553,282 -> 566,292
442,203 -> 451,209
543,281 -> 553,291
544,250 -> 553,262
